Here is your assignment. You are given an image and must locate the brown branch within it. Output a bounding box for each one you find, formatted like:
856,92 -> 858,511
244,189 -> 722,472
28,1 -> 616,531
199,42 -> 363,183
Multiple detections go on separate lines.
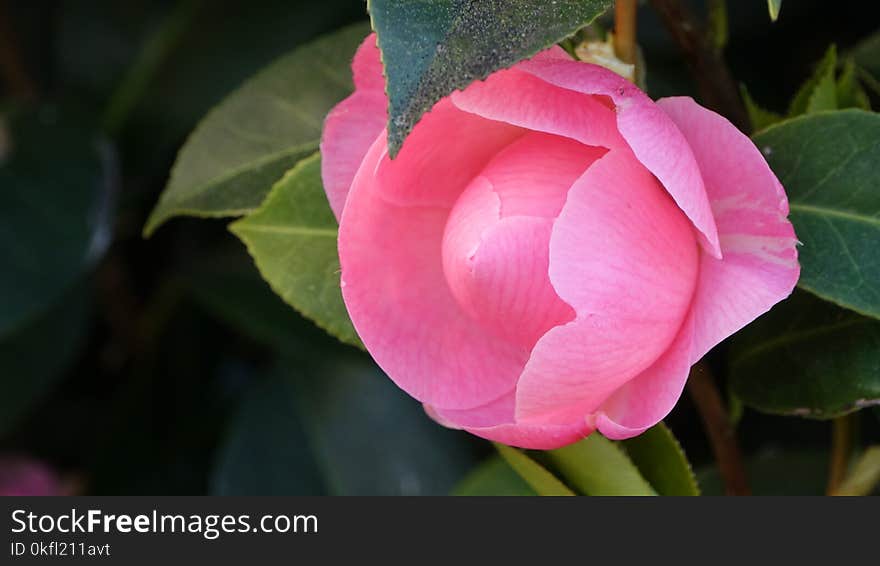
0,0 -> 37,99
826,414 -> 854,495
649,0 -> 749,132
688,362 -> 751,495
614,0 -> 639,65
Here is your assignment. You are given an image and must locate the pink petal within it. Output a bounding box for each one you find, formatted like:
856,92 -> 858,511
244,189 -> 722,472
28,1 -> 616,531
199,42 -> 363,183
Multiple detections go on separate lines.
320,33 -> 387,219
590,312 -> 696,439
512,58 -> 722,258
451,68 -> 626,153
338,106 -> 528,411
514,149 -> 700,423
426,394 -> 594,450
441,133 -> 601,349
657,97 -> 799,360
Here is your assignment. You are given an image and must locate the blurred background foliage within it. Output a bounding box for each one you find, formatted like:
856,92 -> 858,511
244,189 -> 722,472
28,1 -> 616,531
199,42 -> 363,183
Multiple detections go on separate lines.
1,0 -> 879,495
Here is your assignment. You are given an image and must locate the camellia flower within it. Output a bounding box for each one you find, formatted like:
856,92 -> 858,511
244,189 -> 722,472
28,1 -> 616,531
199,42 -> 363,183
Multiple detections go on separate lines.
0,456 -> 62,496
321,34 -> 799,449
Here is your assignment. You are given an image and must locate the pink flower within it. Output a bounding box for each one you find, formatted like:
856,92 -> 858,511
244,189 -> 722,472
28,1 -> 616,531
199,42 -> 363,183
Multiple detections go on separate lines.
0,456 -> 62,496
321,35 -> 799,449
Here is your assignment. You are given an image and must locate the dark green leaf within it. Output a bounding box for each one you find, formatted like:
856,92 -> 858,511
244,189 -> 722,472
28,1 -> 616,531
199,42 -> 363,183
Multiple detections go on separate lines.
788,45 -> 837,116
453,456 -> 538,496
753,110 -> 880,318
291,354 -> 478,495
211,367 -> 326,495
545,434 -> 656,495
622,423 -> 700,496
230,153 -> 360,347
368,0 -> 612,156
0,107 -> 111,337
144,22 -> 368,235
0,282 -> 91,436
730,291 -> 880,418
495,444 -> 575,496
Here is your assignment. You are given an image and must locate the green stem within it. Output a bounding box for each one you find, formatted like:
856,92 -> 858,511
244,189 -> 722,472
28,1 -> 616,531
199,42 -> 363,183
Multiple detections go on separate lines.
102,0 -> 203,135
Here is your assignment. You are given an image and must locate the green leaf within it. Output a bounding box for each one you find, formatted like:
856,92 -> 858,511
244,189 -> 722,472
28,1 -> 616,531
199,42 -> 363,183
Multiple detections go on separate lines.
753,110 -> 880,318
767,0 -> 782,21
788,45 -> 837,116
0,107 -> 110,337
291,354 -> 478,495
545,434 -> 656,495
0,281 -> 91,436
832,446 -> 880,496
453,457 -> 538,496
730,291 -> 880,418
144,22 -> 368,235
211,367 -> 326,495
836,59 -> 871,110
740,84 -> 783,132
230,153 -> 360,347
621,423 -> 700,496
495,444 -> 576,496
368,0 -> 612,157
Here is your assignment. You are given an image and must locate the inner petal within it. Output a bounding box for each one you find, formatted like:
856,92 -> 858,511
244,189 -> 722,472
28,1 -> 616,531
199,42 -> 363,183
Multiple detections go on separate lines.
441,133 -> 603,350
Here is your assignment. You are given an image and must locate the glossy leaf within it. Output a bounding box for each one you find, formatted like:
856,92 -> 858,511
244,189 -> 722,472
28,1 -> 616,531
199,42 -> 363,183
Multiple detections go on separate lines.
495,444 -> 575,496
211,368 -> 326,495
0,108 -> 111,337
546,434 -> 656,495
622,423 -> 700,496
788,45 -> 837,116
230,153 -> 360,347
453,456 -> 538,496
730,291 -> 880,418
753,110 -> 880,318
144,22 -> 368,235
368,0 -> 612,156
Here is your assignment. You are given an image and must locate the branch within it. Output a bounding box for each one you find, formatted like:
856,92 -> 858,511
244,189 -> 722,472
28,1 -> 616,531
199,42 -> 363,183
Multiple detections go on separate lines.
649,0 -> 749,132
687,362 -> 751,495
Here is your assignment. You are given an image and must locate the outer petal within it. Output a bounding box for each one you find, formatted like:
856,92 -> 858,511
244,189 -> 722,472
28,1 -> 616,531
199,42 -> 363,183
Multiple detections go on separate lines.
426,393 -> 594,450
338,103 -> 528,411
513,58 -> 722,258
320,33 -> 387,219
657,97 -> 799,361
514,149 -> 700,423
589,311 -> 695,439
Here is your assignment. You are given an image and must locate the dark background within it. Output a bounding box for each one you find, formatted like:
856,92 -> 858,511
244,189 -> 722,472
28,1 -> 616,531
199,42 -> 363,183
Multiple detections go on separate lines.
1,0 -> 878,495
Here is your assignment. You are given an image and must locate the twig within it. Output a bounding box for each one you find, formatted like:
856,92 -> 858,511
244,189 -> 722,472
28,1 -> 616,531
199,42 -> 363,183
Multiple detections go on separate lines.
614,0 -> 638,64
687,362 -> 751,495
649,0 -> 749,132
826,414 -> 854,495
